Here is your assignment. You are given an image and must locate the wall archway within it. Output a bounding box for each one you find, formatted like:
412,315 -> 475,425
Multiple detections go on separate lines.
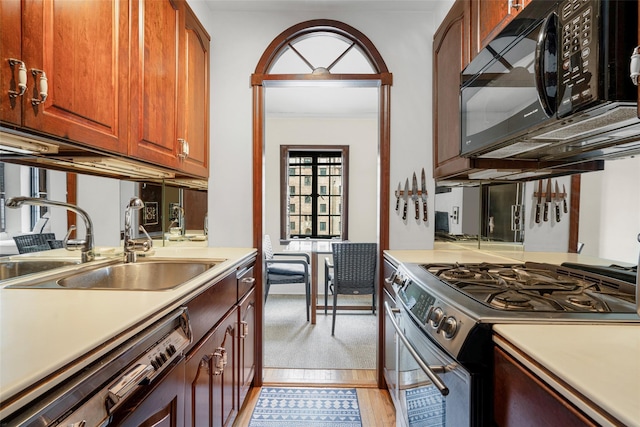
252,19 -> 392,388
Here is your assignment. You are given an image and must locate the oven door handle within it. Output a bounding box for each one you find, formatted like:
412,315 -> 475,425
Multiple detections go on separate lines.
384,302 -> 450,396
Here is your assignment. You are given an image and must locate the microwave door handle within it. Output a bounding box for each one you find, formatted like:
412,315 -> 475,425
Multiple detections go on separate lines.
534,11 -> 558,117
384,302 -> 450,396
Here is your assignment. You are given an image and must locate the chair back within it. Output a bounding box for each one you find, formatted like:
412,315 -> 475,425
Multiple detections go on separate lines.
13,233 -> 57,254
263,235 -> 274,260
331,242 -> 377,295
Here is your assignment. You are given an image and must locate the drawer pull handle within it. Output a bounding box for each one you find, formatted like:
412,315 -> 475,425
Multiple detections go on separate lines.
8,59 -> 27,98
30,68 -> 48,105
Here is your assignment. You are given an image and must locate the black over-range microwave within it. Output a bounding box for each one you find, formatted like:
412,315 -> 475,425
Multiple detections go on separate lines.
460,0 -> 640,162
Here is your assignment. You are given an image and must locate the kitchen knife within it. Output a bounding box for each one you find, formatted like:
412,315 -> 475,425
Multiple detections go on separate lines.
395,182 -> 401,211
421,168 -> 428,222
543,178 -> 551,222
412,172 -> 419,220
562,184 -> 568,213
402,178 -> 409,221
535,180 -> 542,223
554,180 -> 561,222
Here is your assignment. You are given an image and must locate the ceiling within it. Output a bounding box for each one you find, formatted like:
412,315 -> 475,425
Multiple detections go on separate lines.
203,0 -> 447,12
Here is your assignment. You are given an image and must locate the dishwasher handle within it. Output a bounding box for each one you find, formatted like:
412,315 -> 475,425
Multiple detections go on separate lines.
384,302 -> 450,396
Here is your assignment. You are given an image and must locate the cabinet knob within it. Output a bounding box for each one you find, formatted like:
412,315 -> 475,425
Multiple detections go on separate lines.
8,59 -> 27,98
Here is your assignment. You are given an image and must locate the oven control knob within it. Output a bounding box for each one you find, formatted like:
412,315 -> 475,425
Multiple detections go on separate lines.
427,307 -> 444,328
440,316 -> 458,339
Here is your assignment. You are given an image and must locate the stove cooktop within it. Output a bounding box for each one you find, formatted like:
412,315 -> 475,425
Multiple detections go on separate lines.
422,262 -> 636,313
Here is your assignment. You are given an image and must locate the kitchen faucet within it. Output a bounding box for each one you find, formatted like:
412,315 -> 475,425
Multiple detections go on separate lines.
5,196 -> 95,262
123,197 -> 153,263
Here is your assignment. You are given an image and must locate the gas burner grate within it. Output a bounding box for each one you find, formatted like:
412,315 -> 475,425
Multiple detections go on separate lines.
419,262 -> 636,313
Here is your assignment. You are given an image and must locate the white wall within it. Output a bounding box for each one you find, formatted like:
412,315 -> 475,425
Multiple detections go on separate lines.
578,157 -> 640,264
76,175 -> 122,247
265,116 -> 378,250
187,1 -> 439,249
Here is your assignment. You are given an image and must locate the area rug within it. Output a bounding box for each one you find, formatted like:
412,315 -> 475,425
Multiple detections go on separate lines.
264,294 -> 376,369
248,387 -> 362,427
405,385 -> 446,427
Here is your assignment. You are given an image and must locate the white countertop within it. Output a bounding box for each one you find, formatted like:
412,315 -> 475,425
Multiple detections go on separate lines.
494,324 -> 640,427
0,246 -> 256,418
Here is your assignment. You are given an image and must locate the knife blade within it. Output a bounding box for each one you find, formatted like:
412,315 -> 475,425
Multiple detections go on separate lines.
395,182 -> 401,211
562,184 -> 568,213
543,178 -> 551,222
535,180 -> 542,223
554,180 -> 561,222
402,178 -> 409,221
421,168 -> 428,222
411,172 -> 419,220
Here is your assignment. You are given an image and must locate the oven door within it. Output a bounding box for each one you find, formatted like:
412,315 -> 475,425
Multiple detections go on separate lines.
385,302 -> 472,427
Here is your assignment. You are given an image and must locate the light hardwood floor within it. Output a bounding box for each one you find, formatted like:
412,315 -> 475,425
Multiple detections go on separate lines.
233,368 -> 397,426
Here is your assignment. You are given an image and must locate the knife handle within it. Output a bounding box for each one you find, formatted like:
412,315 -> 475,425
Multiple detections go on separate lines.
535,204 -> 541,223
555,203 -> 561,222
563,198 -> 568,214
395,195 -> 400,211
422,200 -> 428,222
414,200 -> 420,220
543,202 -> 549,222
402,201 -> 407,221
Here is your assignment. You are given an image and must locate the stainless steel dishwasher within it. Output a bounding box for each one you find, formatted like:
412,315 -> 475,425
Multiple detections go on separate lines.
0,308 -> 192,427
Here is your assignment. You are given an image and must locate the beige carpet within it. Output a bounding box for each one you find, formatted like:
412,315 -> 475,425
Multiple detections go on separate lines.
264,294 -> 377,369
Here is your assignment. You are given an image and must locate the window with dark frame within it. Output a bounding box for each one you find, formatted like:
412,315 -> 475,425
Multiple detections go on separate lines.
282,147 -> 348,240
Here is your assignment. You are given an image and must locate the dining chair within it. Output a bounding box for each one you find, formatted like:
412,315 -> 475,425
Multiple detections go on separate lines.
13,233 -> 59,254
325,242 -> 377,335
263,235 -> 311,321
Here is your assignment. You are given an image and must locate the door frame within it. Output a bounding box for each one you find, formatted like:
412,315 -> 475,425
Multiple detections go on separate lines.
251,19 -> 392,388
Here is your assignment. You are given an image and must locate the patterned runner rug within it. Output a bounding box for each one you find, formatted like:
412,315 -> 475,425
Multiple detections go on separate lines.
248,387 -> 362,427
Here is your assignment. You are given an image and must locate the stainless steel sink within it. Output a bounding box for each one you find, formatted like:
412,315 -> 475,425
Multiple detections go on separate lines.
5,260 -> 219,291
56,260 -> 217,290
0,260 -> 81,281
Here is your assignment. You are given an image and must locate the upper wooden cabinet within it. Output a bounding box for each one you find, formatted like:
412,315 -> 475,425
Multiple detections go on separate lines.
433,0 -> 472,179
1,0 -> 210,179
178,3 -> 210,177
0,0 -> 129,154
471,0 -> 531,55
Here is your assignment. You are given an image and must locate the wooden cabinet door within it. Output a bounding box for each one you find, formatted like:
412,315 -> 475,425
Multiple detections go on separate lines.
433,0 -> 472,179
494,347 -> 597,426
471,0 -> 530,56
130,0 -> 182,169
185,307 -> 238,427
6,0 -> 129,154
238,288 -> 256,409
177,3 -> 210,178
0,0 -> 23,126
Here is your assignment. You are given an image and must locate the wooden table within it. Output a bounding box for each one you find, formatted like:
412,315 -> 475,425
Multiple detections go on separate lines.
285,240 -> 333,324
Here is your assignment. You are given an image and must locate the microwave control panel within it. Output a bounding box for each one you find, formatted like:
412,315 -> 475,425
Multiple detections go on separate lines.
557,0 -> 597,117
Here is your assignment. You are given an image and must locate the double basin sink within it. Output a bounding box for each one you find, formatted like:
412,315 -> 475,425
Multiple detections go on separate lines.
1,258 -> 219,291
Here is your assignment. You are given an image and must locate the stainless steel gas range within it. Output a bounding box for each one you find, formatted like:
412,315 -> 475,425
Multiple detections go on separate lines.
384,261 -> 639,427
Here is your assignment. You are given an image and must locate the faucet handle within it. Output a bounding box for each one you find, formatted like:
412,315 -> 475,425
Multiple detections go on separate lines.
138,225 -> 153,251
63,225 -> 80,251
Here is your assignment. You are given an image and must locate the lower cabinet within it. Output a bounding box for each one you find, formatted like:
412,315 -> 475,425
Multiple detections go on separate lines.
185,307 -> 238,427
183,258 -> 257,427
493,346 -> 597,426
238,288 -> 256,407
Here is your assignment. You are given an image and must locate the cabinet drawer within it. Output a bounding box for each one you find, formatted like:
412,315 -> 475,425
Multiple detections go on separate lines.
186,270 -> 237,350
